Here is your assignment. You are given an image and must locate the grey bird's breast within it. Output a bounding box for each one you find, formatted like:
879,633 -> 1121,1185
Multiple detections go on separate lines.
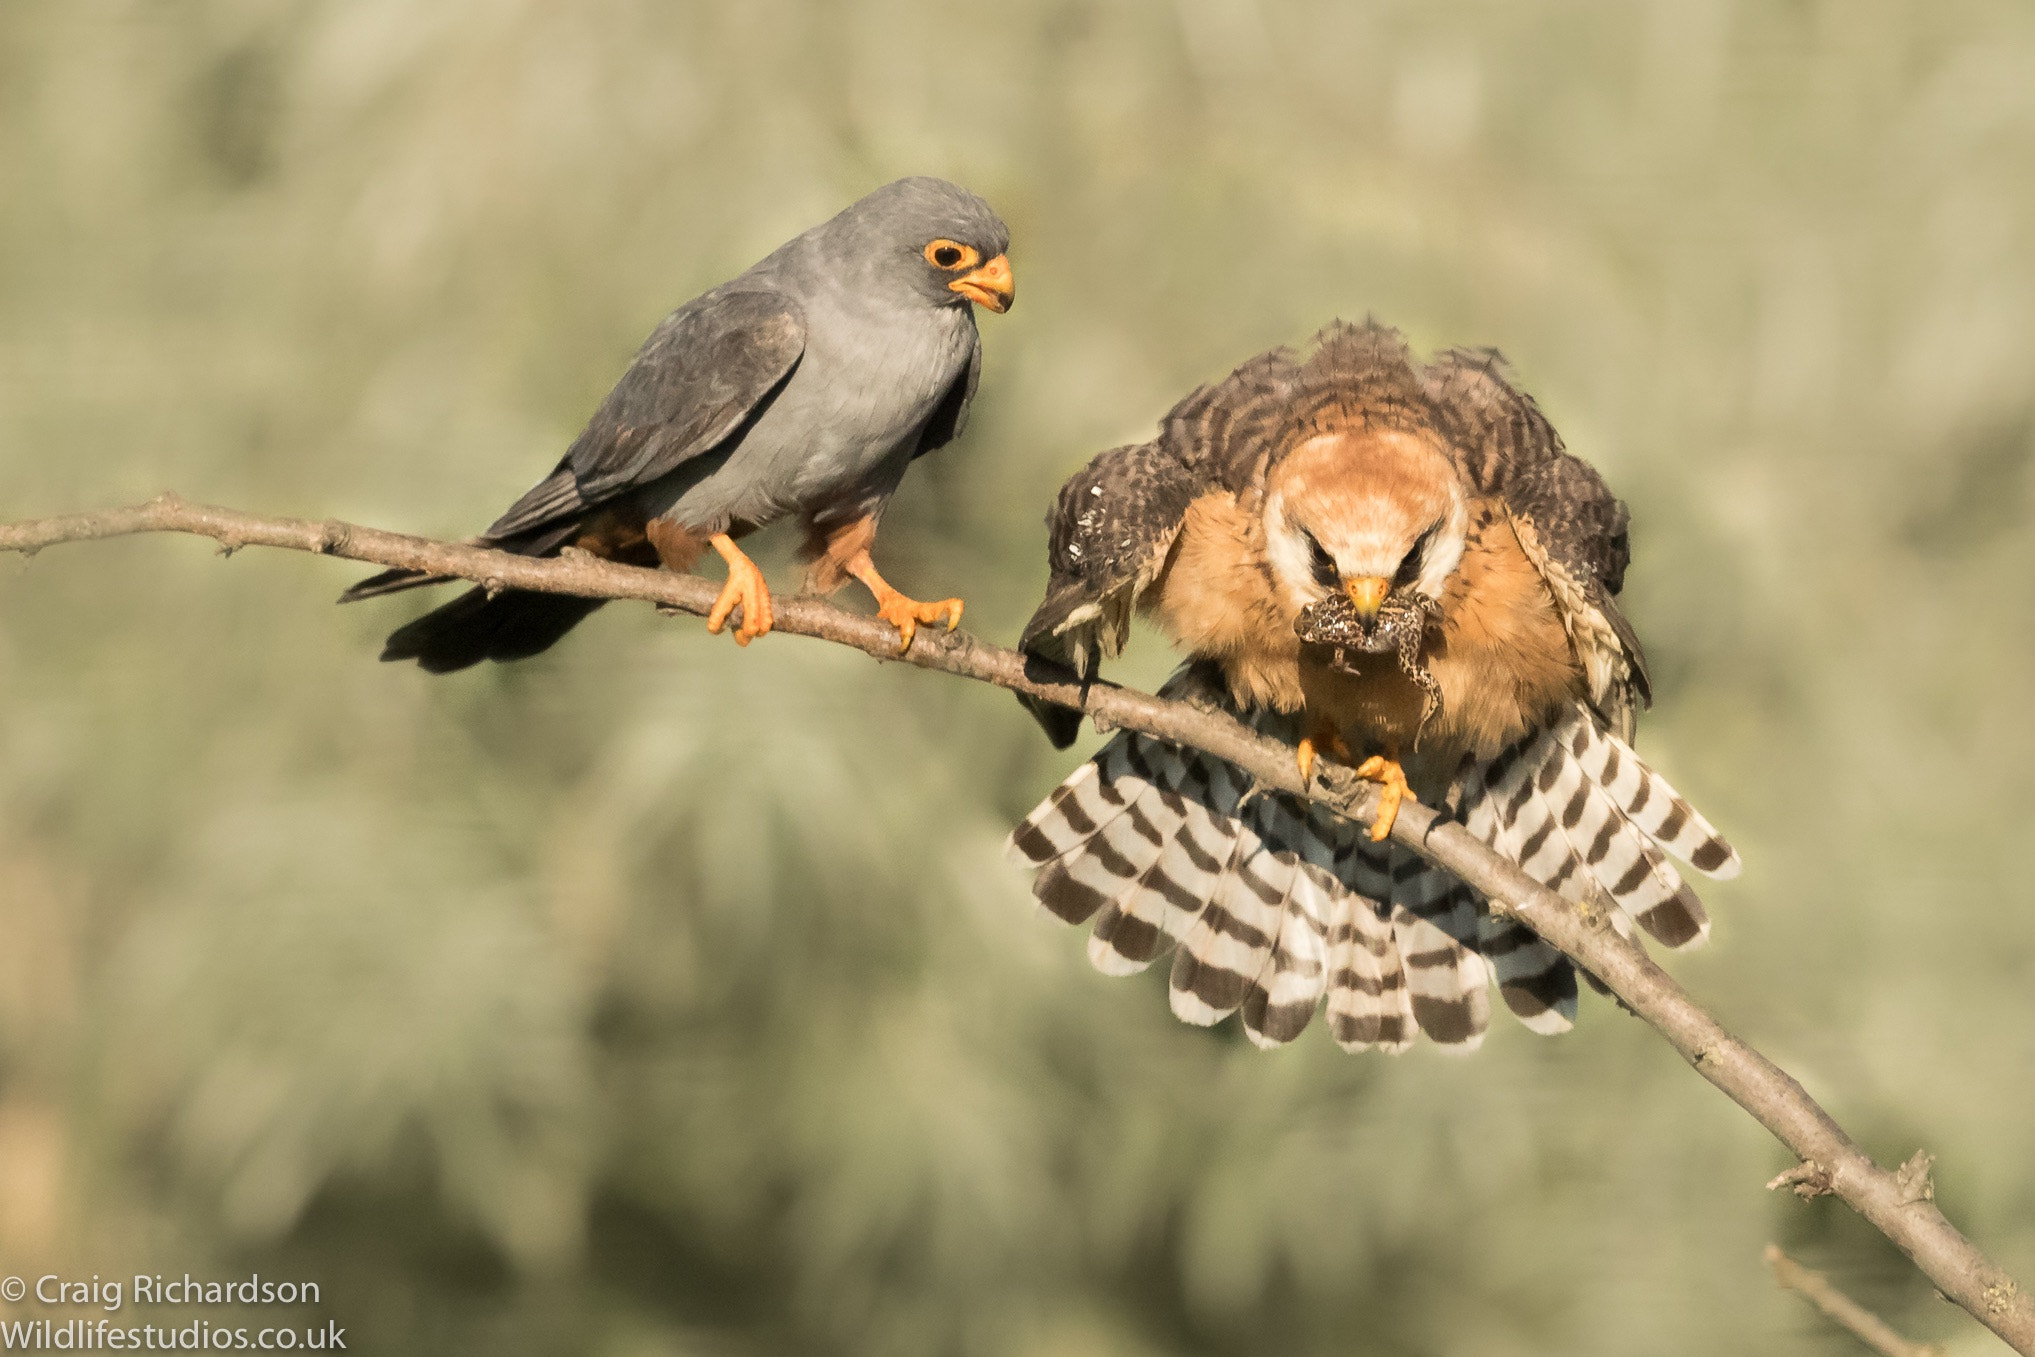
637,293 -> 975,533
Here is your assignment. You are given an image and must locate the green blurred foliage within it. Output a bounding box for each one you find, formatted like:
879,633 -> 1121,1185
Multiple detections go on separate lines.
1,2 -> 2032,1353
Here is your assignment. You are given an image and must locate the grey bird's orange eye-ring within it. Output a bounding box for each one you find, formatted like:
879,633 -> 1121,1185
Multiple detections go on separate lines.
923,238 -> 980,270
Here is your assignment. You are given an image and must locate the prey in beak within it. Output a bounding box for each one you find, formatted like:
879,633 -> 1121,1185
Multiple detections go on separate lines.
949,254 -> 1014,312
1295,574 -> 1431,657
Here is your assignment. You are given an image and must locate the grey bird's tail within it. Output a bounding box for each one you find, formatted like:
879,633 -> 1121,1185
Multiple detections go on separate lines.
1005,665 -> 1739,1054
375,587 -> 608,673
338,467 -> 609,672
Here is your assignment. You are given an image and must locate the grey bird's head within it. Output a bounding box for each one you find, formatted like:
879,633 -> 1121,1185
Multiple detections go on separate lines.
811,176 -> 1015,314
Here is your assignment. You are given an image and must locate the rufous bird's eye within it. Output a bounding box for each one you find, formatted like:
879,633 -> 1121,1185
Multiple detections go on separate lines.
924,239 -> 979,271
1394,519 -> 1443,589
1301,530 -> 1337,588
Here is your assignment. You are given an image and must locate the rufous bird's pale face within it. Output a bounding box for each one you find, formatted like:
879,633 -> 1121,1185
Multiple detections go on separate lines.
1261,430 -> 1468,620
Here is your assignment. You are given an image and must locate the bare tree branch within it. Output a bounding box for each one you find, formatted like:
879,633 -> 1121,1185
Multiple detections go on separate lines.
1767,1244 -> 1946,1357
5,493 -> 2033,1354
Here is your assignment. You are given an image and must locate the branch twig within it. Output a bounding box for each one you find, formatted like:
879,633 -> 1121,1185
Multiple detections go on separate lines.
1767,1244 -> 1946,1357
6,494 -> 2033,1354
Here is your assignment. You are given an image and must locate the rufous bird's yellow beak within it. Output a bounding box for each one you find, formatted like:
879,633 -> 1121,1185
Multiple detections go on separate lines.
949,254 -> 1014,312
1344,575 -> 1390,622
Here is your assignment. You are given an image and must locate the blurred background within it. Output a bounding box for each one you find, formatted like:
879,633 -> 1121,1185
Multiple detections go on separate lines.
2,2 -> 2032,1353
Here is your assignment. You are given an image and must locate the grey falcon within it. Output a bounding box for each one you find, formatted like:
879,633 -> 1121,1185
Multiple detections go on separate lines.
342,175 -> 1014,669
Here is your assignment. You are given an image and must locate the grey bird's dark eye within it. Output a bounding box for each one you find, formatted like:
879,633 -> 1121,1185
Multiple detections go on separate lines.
932,245 -> 963,268
1302,530 -> 1337,587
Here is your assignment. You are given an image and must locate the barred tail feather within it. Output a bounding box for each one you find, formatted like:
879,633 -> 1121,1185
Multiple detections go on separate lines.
1324,836 -> 1415,1052
1005,761 -> 1107,869
1522,712 -> 1709,947
1168,822 -> 1288,1025
1011,739 -> 1194,927
1005,737 -> 1156,872
1005,679 -> 1737,1054
1560,710 -> 1741,880
1475,913 -> 1578,1034
1467,707 -> 1735,948
1388,851 -> 1492,1050
1087,753 -> 1247,975
1474,728 -> 1635,942
1459,759 -> 1578,1033
1239,858 -> 1334,1048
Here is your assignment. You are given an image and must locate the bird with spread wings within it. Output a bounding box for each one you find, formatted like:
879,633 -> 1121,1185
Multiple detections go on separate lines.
1008,322 -> 1739,1053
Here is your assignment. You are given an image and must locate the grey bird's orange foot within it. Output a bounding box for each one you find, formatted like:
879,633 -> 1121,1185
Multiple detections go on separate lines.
705,534 -> 774,645
840,549 -> 961,652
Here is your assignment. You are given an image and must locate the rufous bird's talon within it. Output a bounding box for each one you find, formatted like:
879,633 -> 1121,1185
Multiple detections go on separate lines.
1353,753 -> 1413,842
1296,724 -> 1351,788
706,533 -> 773,645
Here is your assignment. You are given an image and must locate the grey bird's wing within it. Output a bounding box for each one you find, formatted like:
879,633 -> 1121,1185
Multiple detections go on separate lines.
1423,347 -> 1650,736
484,287 -> 808,539
339,288 -> 805,605
912,331 -> 981,460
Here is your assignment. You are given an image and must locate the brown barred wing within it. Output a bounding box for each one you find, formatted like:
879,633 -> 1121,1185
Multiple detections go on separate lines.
1015,340 -> 1329,746
1017,441 -> 1212,747
1422,347 -> 1651,730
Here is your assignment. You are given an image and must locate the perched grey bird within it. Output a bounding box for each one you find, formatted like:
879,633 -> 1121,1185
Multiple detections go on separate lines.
343,176 -> 1013,670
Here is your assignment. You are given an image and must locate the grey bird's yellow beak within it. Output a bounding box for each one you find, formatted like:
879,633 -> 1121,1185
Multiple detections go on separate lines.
1344,575 -> 1390,623
949,254 -> 1014,312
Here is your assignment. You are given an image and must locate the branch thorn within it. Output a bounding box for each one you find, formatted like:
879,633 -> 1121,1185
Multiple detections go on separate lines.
1768,1160 -> 1834,1199
1896,1150 -> 1936,1204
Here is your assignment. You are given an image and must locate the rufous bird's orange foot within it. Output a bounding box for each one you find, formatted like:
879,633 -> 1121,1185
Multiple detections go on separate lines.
705,533 -> 773,646
1295,724 -> 1352,788
1353,753 -> 1414,842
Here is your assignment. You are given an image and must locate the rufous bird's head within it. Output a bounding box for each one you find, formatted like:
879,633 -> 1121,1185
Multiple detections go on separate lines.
1261,429 -> 1468,624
